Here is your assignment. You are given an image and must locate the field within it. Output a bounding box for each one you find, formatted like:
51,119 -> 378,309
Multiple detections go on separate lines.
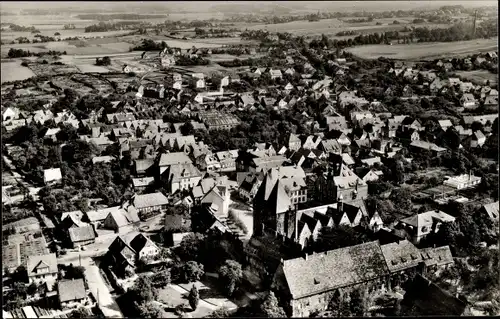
241,17 -> 450,37
346,38 -> 498,60
1,61 -> 36,83
456,70 -> 498,86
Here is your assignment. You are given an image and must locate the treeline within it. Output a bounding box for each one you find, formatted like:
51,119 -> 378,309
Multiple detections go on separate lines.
64,24 -> 76,30
413,20 -> 498,43
241,29 -> 270,41
336,30 -> 358,36
344,17 -> 374,23
175,55 -> 209,66
84,21 -> 143,33
194,27 -> 240,38
76,13 -> 167,21
8,48 -> 67,58
9,24 -> 39,32
132,39 -> 169,51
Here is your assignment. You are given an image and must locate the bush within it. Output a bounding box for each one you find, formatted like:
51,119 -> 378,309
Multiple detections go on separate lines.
21,61 -> 29,67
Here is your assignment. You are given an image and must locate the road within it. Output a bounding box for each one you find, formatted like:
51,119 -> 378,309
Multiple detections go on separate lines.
58,253 -> 123,318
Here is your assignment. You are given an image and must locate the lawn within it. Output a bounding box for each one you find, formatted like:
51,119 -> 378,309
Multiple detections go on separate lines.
346,38 -> 498,60
157,285 -> 214,318
456,70 -> 498,86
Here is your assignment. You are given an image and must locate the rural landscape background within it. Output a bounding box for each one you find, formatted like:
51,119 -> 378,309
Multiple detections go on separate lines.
1,1 -> 497,83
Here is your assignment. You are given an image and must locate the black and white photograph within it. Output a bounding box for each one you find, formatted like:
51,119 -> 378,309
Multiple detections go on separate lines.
1,1 -> 498,317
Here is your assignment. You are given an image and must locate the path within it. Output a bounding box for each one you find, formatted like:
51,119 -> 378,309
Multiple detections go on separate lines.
85,265 -> 124,318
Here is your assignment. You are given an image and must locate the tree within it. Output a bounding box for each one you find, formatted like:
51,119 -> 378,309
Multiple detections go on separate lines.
151,269 -> 171,288
260,291 -> 286,317
206,307 -> 230,317
136,301 -> 162,318
314,225 -> 369,252
71,307 -> 92,318
188,285 -> 200,310
177,233 -> 206,261
218,260 -> 243,297
129,274 -> 157,303
182,261 -> 205,283
471,121 -> 484,132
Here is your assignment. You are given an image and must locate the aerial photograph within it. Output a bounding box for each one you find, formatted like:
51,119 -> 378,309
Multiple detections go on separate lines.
1,1 -> 498,317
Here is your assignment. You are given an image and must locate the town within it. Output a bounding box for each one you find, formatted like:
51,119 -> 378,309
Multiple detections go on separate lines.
1,2 -> 499,318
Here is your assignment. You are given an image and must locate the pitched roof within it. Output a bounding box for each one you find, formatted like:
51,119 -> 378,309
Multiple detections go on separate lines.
380,240 -> 423,273
402,274 -> 467,316
282,241 -> 389,299
158,152 -> 192,167
420,246 -> 454,267
68,225 -> 96,243
43,168 -> 62,183
86,206 -> 121,223
26,253 -> 57,277
129,233 -> 157,253
58,279 -> 86,303
133,192 -> 169,209
168,162 -> 202,183
481,201 -> 499,221
107,209 -> 140,228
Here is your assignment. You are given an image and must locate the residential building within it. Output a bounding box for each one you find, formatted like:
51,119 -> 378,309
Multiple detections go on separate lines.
201,185 -> 230,218
460,94 -> 477,109
420,245 -> 454,274
399,210 -> 456,244
216,150 -> 239,172
57,279 -> 89,309
164,162 -> 202,193
479,201 -> 499,223
103,208 -> 140,233
26,253 -> 58,284
463,131 -> 486,148
43,168 -> 62,185
67,225 -> 96,248
130,192 -> 169,219
443,173 -> 481,190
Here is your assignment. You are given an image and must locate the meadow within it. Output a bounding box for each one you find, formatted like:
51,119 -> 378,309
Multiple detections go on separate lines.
1,61 -> 36,83
456,70 -> 498,86
346,38 -> 498,60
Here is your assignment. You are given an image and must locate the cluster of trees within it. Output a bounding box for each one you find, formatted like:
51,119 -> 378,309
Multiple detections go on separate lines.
344,17 -> 374,23
84,22 -> 120,33
76,13 -> 167,21
33,34 -> 56,42
194,27 -> 240,38
336,30 -> 358,36
8,48 -> 67,58
63,24 -> 76,29
95,56 -> 111,66
412,21 -> 498,43
9,24 -> 39,32
132,39 -> 168,51
175,55 -> 210,66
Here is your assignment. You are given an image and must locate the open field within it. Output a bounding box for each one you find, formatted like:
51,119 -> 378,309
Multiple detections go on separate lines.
456,70 -> 498,86
1,61 -> 36,83
1,29 -> 134,42
346,38 -> 498,60
241,18 -> 450,37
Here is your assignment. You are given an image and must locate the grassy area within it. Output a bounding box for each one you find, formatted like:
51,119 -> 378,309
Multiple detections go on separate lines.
346,38 -> 498,60
456,70 -> 498,86
1,61 -> 36,83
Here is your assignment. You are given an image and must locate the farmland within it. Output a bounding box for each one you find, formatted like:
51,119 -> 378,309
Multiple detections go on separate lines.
456,70 -> 498,86
346,38 -> 498,60
1,61 -> 36,83
241,17 -> 450,37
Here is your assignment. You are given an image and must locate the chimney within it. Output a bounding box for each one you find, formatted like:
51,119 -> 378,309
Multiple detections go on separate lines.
305,253 -> 308,261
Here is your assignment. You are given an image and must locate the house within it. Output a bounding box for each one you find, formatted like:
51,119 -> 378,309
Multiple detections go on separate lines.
460,94 -> 477,109
85,206 -> 122,226
420,245 -> 454,272
463,130 -> 486,148
201,185 -> 230,218
216,149 -> 239,172
195,79 -> 206,89
221,76 -> 230,87
238,173 -> 265,203
399,210 -> 456,244
272,241 -> 390,317
158,152 -> 192,175
2,106 -> 20,122
57,279 -> 89,309
380,240 -> 423,279
164,162 -> 202,193
132,177 -> 155,192
103,209 -> 140,233
68,225 -> 96,248
43,168 -> 62,185
362,169 -> 384,182
443,173 -> 481,190
479,201 -> 499,223
459,82 -> 475,93
286,133 -> 301,152
409,140 -> 447,155
484,95 -> 498,109
26,253 -> 58,284
269,69 -> 283,80
131,192 -> 169,218
106,232 -> 160,274
438,120 -> 453,131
